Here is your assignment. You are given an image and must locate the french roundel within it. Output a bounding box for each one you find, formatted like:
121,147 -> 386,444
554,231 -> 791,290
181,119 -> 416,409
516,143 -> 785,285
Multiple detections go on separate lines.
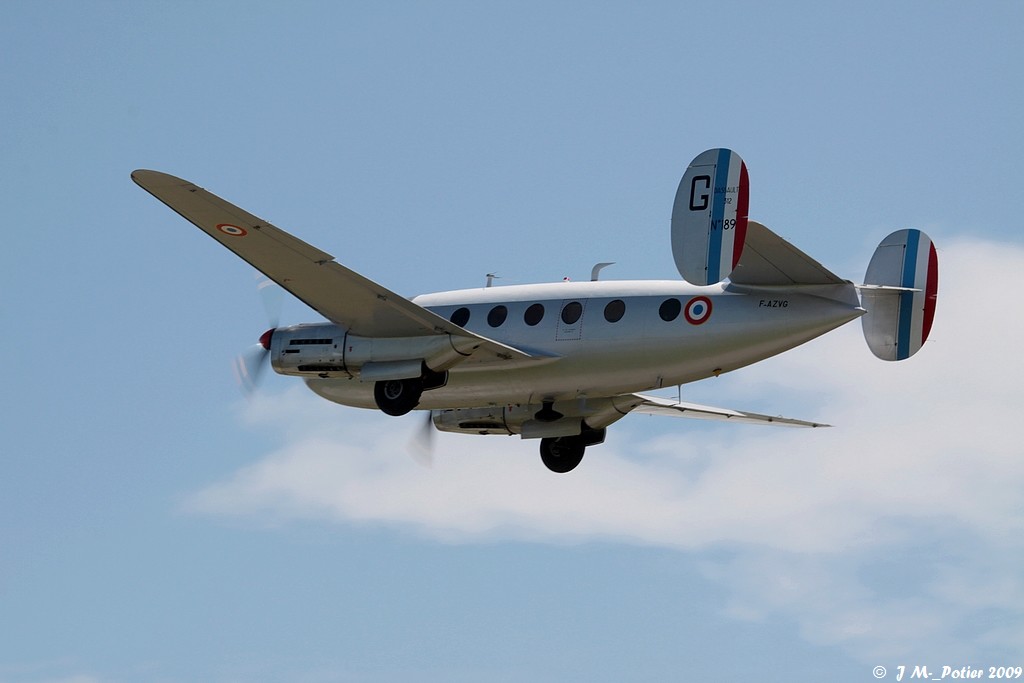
216,223 -> 248,237
684,296 -> 712,325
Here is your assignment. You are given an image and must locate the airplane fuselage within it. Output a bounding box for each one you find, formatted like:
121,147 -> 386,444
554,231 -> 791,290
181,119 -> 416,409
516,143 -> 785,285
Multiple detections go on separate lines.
292,279 -> 864,410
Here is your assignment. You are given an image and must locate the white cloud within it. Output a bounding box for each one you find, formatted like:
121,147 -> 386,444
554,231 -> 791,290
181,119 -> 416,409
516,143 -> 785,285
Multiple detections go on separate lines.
185,236 -> 1024,662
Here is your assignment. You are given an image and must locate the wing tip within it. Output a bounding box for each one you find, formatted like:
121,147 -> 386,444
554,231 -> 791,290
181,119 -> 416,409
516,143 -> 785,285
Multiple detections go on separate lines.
131,169 -> 190,190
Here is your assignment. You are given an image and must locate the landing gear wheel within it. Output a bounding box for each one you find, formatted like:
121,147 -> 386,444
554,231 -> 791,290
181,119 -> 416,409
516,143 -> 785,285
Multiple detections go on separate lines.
540,437 -> 586,473
374,378 -> 423,416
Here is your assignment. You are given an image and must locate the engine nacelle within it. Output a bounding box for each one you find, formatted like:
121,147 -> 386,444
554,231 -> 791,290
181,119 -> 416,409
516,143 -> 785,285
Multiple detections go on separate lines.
433,404 -> 584,437
431,405 -> 530,436
432,397 -> 631,439
268,323 -> 476,380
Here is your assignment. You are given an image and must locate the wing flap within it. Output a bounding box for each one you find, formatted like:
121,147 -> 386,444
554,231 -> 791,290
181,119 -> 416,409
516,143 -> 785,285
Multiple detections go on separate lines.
628,393 -> 829,427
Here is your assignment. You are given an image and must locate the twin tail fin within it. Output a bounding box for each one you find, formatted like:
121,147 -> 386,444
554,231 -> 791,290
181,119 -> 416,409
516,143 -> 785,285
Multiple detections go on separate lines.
860,229 -> 939,361
671,148 -> 938,361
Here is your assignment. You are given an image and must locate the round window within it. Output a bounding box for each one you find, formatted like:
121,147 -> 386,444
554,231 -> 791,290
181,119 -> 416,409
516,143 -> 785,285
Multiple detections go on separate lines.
561,301 -> 583,325
524,303 -> 545,326
487,305 -> 508,327
450,307 -> 470,327
604,299 -> 625,323
659,298 -> 681,322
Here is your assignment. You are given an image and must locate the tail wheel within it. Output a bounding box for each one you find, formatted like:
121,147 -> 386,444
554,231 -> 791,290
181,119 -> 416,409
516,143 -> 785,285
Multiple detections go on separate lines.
374,378 -> 423,416
539,437 -> 586,473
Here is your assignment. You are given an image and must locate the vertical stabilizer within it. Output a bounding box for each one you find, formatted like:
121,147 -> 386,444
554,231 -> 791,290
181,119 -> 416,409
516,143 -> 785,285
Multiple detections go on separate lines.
860,229 -> 939,361
671,148 -> 749,285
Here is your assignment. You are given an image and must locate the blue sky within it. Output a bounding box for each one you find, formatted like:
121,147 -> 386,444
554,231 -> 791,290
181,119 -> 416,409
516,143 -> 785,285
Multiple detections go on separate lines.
3,2 -> 1023,681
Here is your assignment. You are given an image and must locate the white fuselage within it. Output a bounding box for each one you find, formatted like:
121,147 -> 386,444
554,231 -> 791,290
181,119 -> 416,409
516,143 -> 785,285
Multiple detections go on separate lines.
301,280 -> 864,410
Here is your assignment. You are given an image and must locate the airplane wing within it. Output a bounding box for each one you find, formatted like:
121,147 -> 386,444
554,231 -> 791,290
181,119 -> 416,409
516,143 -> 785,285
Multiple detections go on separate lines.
132,170 -> 535,363
627,393 -> 830,427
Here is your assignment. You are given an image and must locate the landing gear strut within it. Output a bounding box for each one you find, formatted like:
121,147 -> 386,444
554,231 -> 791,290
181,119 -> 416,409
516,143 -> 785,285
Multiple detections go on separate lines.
374,377 -> 423,416
539,427 -> 606,473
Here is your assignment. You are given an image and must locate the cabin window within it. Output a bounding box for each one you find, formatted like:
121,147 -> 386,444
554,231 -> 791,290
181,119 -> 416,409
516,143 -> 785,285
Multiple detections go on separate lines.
561,301 -> 583,325
604,299 -> 625,323
524,303 -> 545,326
487,305 -> 508,327
659,298 -> 681,322
450,307 -> 470,327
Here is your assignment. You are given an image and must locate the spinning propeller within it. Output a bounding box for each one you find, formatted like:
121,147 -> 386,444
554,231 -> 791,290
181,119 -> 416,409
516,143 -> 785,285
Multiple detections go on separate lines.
233,328 -> 276,394
407,411 -> 436,468
233,274 -> 282,395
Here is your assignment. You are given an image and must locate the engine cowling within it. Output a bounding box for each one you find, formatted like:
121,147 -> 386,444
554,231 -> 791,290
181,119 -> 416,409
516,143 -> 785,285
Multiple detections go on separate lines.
432,397 -> 631,438
268,323 -> 476,380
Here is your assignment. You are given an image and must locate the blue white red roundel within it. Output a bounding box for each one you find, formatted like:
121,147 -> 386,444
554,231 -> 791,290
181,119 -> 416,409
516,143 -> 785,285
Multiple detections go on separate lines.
684,296 -> 712,325
217,223 -> 248,237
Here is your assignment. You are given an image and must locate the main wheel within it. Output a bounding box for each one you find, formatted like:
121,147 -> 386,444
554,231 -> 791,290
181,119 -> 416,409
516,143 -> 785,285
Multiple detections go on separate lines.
374,378 -> 423,416
539,437 -> 586,473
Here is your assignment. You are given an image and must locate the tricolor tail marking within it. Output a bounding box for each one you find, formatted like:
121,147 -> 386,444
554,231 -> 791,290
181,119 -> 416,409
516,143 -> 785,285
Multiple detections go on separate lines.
896,230 -> 939,360
705,149 -> 749,283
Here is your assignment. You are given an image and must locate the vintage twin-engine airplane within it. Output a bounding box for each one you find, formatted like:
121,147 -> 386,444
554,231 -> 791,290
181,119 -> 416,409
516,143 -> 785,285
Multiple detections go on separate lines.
133,148 -> 938,473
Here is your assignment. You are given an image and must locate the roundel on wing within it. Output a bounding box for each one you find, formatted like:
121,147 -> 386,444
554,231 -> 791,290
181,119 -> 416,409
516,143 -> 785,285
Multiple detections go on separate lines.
684,296 -> 712,325
217,223 -> 248,237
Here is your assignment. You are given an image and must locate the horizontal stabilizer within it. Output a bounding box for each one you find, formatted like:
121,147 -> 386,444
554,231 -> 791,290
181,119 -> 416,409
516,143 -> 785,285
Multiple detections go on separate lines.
672,148 -> 749,285
860,229 -> 939,361
628,394 -> 829,427
729,221 -> 848,287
